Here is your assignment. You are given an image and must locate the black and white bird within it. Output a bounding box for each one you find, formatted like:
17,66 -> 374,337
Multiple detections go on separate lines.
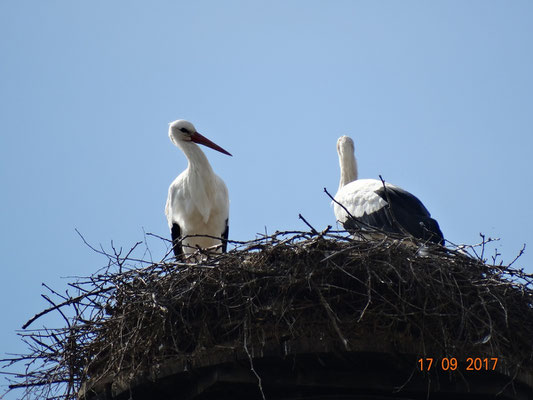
165,120 -> 231,258
333,136 -> 444,244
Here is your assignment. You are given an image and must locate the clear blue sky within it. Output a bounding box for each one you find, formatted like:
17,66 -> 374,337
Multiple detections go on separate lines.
1,1 -> 532,396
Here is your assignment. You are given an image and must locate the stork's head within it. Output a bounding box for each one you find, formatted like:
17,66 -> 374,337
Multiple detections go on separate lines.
337,135 -> 355,158
168,119 -> 232,156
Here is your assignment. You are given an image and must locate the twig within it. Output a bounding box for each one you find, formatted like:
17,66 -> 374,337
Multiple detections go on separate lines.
22,288 -> 111,329
298,213 -> 318,235
243,320 -> 266,400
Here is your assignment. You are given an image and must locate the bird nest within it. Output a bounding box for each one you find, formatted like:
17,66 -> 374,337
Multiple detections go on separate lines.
2,228 -> 533,399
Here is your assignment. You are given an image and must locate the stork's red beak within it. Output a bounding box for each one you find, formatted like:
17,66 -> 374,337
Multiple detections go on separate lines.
191,132 -> 232,156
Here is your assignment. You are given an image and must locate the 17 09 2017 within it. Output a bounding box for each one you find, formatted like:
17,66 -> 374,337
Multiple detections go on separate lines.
418,357 -> 498,371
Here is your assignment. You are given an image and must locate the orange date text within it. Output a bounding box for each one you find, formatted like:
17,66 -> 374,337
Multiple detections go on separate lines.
418,357 -> 498,371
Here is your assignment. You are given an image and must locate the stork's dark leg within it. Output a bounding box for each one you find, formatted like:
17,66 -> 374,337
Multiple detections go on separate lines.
171,223 -> 183,258
221,219 -> 229,253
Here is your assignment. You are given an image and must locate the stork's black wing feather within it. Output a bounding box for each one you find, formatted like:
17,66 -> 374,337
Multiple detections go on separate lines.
374,185 -> 431,217
221,219 -> 229,253
343,185 -> 444,245
374,185 -> 444,244
171,223 -> 183,257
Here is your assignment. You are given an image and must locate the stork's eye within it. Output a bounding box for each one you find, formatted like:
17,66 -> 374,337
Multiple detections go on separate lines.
180,127 -> 189,134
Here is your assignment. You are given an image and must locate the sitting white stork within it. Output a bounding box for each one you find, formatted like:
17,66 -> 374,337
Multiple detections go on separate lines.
334,136 -> 444,244
165,120 -> 231,258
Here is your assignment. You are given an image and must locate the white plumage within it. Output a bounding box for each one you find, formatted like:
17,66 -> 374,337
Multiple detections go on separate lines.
334,136 -> 444,244
335,179 -> 392,220
165,120 -> 231,257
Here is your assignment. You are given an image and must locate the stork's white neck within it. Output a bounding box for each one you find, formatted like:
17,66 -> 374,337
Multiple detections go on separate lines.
175,140 -> 218,223
178,140 -> 215,176
338,146 -> 358,190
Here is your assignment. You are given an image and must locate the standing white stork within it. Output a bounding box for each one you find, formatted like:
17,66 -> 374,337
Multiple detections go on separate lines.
165,120 -> 231,258
333,136 -> 444,244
